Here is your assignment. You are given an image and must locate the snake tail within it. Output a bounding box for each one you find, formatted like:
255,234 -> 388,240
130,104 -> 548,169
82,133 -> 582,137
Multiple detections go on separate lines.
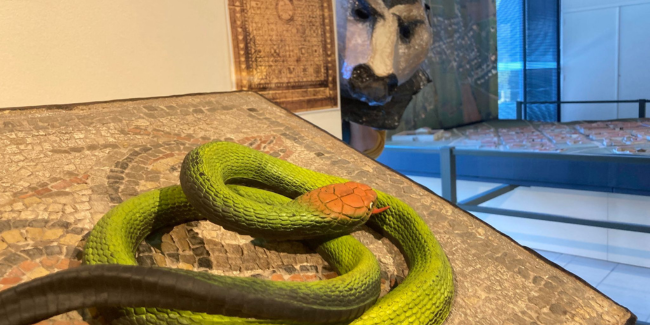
0,258 -> 375,325
0,264 -> 299,325
0,184 -> 381,325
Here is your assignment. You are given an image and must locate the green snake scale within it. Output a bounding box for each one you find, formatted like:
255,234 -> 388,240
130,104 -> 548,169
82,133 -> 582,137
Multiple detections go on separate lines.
0,141 -> 453,325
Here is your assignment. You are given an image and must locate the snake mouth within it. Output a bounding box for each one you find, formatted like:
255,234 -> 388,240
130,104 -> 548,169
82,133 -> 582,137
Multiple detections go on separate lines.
371,206 -> 390,215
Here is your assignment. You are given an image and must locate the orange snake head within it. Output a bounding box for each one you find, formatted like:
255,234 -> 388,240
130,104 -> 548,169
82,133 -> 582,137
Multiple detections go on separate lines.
294,181 -> 390,223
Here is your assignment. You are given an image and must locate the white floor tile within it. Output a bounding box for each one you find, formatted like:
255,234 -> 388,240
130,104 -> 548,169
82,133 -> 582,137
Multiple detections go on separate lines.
561,256 -> 617,287
606,192 -> 650,268
534,249 -> 562,262
471,212 -> 492,222
607,192 -> 650,225
456,181 -> 502,203
553,254 -> 575,268
599,283 -> 650,321
489,217 -> 609,260
406,176 -> 502,202
486,186 -> 609,220
407,176 -> 442,195
607,230 -> 650,268
597,264 -> 650,321
598,264 -> 650,289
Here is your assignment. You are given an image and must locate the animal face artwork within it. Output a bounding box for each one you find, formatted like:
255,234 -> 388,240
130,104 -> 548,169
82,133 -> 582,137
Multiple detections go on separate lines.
337,0 -> 433,129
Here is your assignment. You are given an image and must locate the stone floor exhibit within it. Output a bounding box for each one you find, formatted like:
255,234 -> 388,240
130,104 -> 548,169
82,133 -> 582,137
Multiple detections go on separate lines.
0,92 -> 637,324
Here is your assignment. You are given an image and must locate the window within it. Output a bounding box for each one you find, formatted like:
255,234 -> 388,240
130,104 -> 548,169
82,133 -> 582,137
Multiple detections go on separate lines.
497,0 -> 560,121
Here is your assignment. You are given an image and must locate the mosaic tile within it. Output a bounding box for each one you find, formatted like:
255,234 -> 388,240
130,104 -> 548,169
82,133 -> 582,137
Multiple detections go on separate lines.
0,92 -> 634,324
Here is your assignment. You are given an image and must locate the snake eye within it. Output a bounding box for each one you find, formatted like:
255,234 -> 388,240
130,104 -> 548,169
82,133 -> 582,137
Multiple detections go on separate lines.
369,202 -> 373,209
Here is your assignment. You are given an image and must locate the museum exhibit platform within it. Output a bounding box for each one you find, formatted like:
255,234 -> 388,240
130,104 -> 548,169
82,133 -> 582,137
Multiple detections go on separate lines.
0,92 -> 637,324
381,119 -> 650,196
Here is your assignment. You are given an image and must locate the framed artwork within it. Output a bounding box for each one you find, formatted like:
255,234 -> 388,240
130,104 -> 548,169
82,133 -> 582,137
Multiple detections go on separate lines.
228,0 -> 339,112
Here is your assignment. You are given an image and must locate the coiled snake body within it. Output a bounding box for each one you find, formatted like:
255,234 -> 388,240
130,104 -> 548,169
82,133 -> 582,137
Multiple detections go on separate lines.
0,141 -> 453,325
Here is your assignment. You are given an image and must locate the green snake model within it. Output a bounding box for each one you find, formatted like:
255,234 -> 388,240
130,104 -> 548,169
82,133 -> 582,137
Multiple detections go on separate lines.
0,141 -> 453,325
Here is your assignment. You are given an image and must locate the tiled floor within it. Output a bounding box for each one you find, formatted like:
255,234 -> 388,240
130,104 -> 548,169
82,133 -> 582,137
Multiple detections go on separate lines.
536,249 -> 650,322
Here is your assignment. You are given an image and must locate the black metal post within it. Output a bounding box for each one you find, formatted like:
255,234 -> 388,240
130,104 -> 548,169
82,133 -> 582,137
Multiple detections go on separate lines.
440,147 -> 457,204
516,101 -> 523,120
460,205 -> 650,234
522,0 -> 527,121
524,102 -> 527,120
526,100 -> 643,104
459,185 -> 520,206
640,99 -> 647,118
556,0 -> 562,122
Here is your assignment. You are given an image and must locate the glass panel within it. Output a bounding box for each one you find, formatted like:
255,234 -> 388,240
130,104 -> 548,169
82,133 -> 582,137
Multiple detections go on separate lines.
496,0 -> 559,121
524,0 -> 559,122
496,0 -> 523,119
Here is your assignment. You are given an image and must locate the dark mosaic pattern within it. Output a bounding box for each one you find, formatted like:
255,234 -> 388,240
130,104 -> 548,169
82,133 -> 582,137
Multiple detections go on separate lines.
0,92 -> 635,324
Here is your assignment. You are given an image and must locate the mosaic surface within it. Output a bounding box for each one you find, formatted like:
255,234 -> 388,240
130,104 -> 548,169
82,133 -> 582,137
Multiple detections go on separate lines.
0,92 -> 635,324
389,119 -> 650,156
229,0 -> 338,112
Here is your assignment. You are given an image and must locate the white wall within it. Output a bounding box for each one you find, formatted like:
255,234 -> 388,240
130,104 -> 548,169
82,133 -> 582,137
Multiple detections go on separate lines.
561,0 -> 650,121
296,108 -> 343,139
0,1 -> 234,108
0,0 -> 343,138
563,0 -> 650,11
618,3 -> 650,118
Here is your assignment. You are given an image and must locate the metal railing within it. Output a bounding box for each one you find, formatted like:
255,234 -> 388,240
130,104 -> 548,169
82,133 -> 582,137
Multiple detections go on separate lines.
516,99 -> 648,121
439,146 -> 650,234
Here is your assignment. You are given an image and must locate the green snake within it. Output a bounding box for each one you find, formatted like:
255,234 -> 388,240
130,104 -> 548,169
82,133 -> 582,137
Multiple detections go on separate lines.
0,141 -> 453,325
